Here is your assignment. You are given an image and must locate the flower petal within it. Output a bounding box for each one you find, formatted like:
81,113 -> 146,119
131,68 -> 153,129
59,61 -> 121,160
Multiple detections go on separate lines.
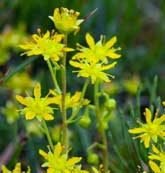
149,160 -> 161,173
34,83 -> 41,99
16,95 -> 28,106
105,36 -> 117,49
25,111 -> 35,120
86,33 -> 95,49
43,113 -> 54,121
13,163 -> 21,173
39,149 -> 48,159
144,108 -> 152,123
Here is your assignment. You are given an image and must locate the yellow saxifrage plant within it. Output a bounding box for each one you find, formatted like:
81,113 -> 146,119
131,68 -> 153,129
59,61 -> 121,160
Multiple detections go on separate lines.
70,33 -> 121,84
129,108 -> 165,148
2,6 -> 121,173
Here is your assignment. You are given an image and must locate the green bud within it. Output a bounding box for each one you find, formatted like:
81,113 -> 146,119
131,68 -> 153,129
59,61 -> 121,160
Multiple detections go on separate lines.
105,98 -> 116,110
87,152 -> 99,165
79,115 -> 91,128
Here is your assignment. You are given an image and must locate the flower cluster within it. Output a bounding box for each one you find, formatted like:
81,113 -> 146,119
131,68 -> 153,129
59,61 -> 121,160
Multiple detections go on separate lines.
70,33 -> 121,84
39,142 -> 88,173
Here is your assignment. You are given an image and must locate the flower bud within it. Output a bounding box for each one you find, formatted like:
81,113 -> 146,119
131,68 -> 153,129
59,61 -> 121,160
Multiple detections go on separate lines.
105,98 -> 116,110
87,152 -> 99,165
79,115 -> 91,128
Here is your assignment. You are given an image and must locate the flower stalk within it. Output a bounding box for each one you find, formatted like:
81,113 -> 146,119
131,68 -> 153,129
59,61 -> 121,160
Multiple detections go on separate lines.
61,34 -> 68,151
42,120 -> 54,151
94,80 -> 108,173
47,59 -> 61,94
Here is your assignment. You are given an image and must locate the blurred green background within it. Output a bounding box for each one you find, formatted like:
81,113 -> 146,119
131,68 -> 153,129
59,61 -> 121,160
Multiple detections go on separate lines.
0,0 -> 165,173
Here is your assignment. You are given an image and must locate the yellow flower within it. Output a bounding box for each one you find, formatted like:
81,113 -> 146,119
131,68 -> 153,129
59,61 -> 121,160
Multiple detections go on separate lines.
149,145 -> 165,173
70,60 -> 117,84
49,7 -> 83,34
128,108 -> 165,148
39,142 -> 88,173
19,29 -> 73,61
49,90 -> 89,109
72,33 -> 121,63
16,83 -> 56,121
1,162 -> 31,173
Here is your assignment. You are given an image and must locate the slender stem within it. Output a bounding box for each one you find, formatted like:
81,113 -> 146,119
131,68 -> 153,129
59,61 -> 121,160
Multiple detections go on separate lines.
42,120 -> 54,151
81,78 -> 90,100
47,59 -> 61,94
61,34 -> 68,151
94,80 -> 108,173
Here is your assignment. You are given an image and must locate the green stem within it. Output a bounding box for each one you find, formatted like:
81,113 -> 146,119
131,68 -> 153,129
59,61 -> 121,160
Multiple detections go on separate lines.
42,120 -> 54,151
94,80 -> 108,173
81,78 -> 90,99
47,59 -> 61,94
61,34 -> 68,151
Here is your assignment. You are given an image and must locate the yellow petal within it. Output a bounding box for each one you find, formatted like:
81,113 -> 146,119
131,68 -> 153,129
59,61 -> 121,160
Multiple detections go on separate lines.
70,92 -> 81,103
67,157 -> 82,166
101,62 -> 117,70
128,127 -> 145,134
54,8 -> 61,20
34,83 -> 41,99
149,160 -> 161,173
43,113 -> 54,121
16,95 -> 28,106
39,149 -> 48,159
51,54 -> 60,62
69,61 -> 81,68
86,33 -> 95,48
152,145 -> 160,154
13,163 -> 21,173
64,47 -> 75,52
1,165 -> 11,173
157,114 -> 165,124
144,108 -> 152,123
107,51 -> 121,59
144,135 -> 150,148
105,36 -> 117,48
46,98 -> 56,105
44,31 -> 50,39
32,34 -> 40,42
54,142 -> 62,157
25,111 -> 35,120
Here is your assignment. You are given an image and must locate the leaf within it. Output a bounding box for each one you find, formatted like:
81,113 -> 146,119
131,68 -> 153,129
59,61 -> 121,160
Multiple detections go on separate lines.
1,56 -> 38,82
